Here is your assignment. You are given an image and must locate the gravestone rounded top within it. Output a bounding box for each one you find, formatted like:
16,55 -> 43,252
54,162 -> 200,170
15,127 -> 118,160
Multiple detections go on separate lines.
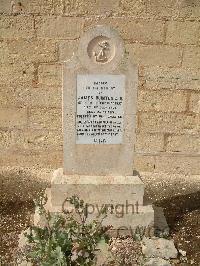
78,25 -> 124,73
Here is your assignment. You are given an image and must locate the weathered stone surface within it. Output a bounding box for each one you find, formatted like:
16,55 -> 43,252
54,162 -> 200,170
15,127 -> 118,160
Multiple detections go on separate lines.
58,40 -> 78,62
0,64 -> 34,87
2,167 -> 200,204
166,21 -> 199,45
147,0 -> 200,19
155,155 -> 200,175
94,205 -> 154,229
179,0 -> 200,19
96,0 -> 120,13
189,92 -> 200,114
64,0 -> 121,16
12,129 -> 63,151
35,16 -> 83,39
154,207 -> 169,237
119,0 -> 146,16
146,0 -> 178,18
43,25 -> 155,235
142,80 -> 175,90
0,108 -> 27,128
141,66 -> 200,91
0,0 -> 199,173
51,168 -> 144,206
63,114 -> 137,175
183,46 -> 200,69
38,64 -> 62,87
144,258 -> 171,266
18,261 -> 32,266
141,67 -> 200,86
135,133 -> 164,153
0,0 -> 11,14
127,44 -> 181,67
142,237 -> 178,259
0,39 -> 57,64
21,0 -> 63,15
30,87 -> 61,108
39,193 -> 154,232
0,150 -> 62,168
0,15 -> 34,38
179,249 -> 187,257
29,108 -> 62,129
18,228 -> 30,249
18,228 -> 34,266
64,0 -> 96,15
0,0 -> 64,15
0,41 -> 12,64
42,171 -> 154,230
85,18 -> 165,43
138,90 -> 187,112
95,239 -> 110,266
135,154 -> 200,175
166,135 -> 200,153
63,25 -> 138,176
0,86 -> 30,107
134,155 -> 156,172
0,130 -> 12,148
139,112 -> 198,134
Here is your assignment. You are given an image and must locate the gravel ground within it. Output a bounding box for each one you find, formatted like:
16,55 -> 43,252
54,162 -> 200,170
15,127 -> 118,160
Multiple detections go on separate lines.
0,169 -> 199,265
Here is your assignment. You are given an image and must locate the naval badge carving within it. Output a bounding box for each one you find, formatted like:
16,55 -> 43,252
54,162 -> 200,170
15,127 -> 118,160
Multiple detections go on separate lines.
93,40 -> 110,63
77,25 -> 124,72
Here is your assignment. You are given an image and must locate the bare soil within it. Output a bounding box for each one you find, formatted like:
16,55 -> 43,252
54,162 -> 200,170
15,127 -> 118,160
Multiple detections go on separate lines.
156,191 -> 200,265
0,201 -> 34,265
0,172 -> 199,265
0,194 -> 199,265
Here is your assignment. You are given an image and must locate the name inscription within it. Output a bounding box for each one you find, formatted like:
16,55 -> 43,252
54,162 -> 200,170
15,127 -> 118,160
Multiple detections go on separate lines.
76,74 -> 125,144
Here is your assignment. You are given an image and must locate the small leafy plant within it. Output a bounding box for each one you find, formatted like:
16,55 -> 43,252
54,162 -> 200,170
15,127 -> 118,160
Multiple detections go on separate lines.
23,195 -> 111,266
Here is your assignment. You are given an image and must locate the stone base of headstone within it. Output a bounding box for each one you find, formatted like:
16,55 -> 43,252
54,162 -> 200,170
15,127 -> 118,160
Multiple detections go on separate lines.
34,168 -> 155,236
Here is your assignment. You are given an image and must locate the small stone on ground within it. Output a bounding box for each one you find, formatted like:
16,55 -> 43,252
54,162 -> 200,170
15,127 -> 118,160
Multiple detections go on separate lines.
142,237 -> 178,259
144,258 -> 171,266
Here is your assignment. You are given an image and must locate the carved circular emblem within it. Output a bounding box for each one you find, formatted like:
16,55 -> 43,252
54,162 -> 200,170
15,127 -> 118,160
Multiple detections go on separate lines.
87,36 -> 115,64
78,25 -> 124,72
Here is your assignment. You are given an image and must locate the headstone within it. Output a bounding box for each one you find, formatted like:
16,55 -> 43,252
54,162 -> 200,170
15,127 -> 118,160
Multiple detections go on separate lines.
35,25 -> 154,234
62,25 -> 137,176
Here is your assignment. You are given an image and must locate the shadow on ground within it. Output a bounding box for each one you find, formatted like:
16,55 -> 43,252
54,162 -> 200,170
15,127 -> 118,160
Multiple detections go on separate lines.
155,191 -> 200,229
155,191 -> 200,265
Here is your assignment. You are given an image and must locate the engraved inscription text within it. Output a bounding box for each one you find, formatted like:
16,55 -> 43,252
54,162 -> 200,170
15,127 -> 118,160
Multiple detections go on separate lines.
76,75 -> 125,144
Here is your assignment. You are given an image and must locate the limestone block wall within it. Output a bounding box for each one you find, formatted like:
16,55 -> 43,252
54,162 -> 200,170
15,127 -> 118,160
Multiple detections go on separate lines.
0,0 -> 199,174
